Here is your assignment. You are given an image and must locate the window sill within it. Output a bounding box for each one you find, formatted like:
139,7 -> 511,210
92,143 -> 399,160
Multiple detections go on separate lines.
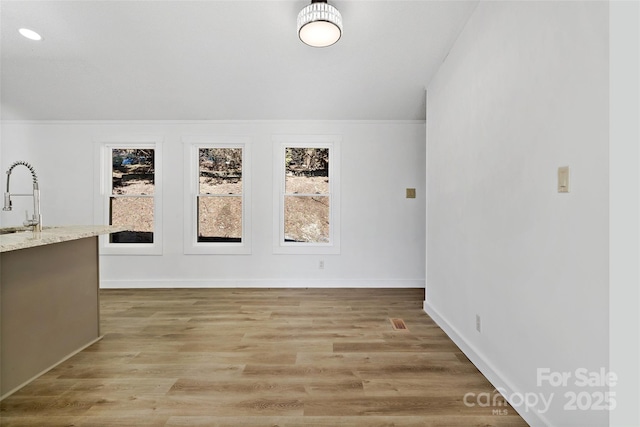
99,237 -> 163,256
273,244 -> 340,255
184,242 -> 251,255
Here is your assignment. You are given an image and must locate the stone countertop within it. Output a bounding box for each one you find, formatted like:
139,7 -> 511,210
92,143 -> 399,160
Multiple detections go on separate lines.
0,225 -> 126,253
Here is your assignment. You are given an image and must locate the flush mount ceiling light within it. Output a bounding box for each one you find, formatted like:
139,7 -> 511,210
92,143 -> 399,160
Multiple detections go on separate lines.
297,0 -> 342,48
18,28 -> 43,41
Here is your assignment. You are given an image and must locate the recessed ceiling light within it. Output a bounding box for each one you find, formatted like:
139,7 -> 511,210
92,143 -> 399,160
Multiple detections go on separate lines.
18,28 -> 43,41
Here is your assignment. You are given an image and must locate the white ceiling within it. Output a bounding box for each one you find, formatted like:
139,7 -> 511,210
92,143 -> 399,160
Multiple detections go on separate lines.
0,0 -> 477,121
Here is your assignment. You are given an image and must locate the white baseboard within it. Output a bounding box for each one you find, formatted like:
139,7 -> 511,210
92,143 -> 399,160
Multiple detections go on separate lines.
423,300 -> 550,427
100,279 -> 425,289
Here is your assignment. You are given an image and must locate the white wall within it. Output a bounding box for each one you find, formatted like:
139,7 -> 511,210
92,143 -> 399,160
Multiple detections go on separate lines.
0,120 -> 426,288
609,1 -> 640,426
424,2 -> 609,426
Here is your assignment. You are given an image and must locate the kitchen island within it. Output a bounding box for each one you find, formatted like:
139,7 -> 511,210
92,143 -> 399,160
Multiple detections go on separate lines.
0,225 -> 121,399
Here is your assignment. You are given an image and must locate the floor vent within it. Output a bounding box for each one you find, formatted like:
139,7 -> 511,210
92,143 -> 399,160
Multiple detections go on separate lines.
390,318 -> 408,331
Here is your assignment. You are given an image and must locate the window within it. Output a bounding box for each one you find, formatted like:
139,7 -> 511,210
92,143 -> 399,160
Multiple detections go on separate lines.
110,148 -> 155,243
96,141 -> 163,255
273,136 -> 340,254
284,147 -> 330,243
197,147 -> 243,243
184,139 -> 251,254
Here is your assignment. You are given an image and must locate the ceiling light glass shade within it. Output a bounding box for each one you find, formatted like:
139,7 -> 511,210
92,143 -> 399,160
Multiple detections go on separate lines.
18,28 -> 42,41
297,1 -> 342,48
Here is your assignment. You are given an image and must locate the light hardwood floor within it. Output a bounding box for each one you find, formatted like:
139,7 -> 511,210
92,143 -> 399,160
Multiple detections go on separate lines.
0,288 -> 529,426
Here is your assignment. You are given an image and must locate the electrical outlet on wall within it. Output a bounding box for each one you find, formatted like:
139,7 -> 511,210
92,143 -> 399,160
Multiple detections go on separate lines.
319,260 -> 324,270
476,314 -> 481,333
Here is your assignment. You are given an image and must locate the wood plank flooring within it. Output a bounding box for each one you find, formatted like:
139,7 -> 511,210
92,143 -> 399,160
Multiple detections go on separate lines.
0,288 -> 529,426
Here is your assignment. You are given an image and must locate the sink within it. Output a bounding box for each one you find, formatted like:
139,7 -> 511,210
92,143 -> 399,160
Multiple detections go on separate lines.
0,226 -> 54,235
1,226 -> 58,235
0,228 -> 25,235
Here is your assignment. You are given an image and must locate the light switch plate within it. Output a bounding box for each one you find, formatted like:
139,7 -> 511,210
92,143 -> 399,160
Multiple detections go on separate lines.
406,188 -> 416,199
558,166 -> 570,193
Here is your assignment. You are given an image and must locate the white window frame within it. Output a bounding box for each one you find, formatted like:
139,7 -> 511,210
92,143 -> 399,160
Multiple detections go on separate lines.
183,137 -> 252,255
94,139 -> 163,256
272,135 -> 341,255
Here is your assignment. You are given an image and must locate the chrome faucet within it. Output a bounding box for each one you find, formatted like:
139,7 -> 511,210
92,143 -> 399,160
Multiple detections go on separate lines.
3,161 -> 42,232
